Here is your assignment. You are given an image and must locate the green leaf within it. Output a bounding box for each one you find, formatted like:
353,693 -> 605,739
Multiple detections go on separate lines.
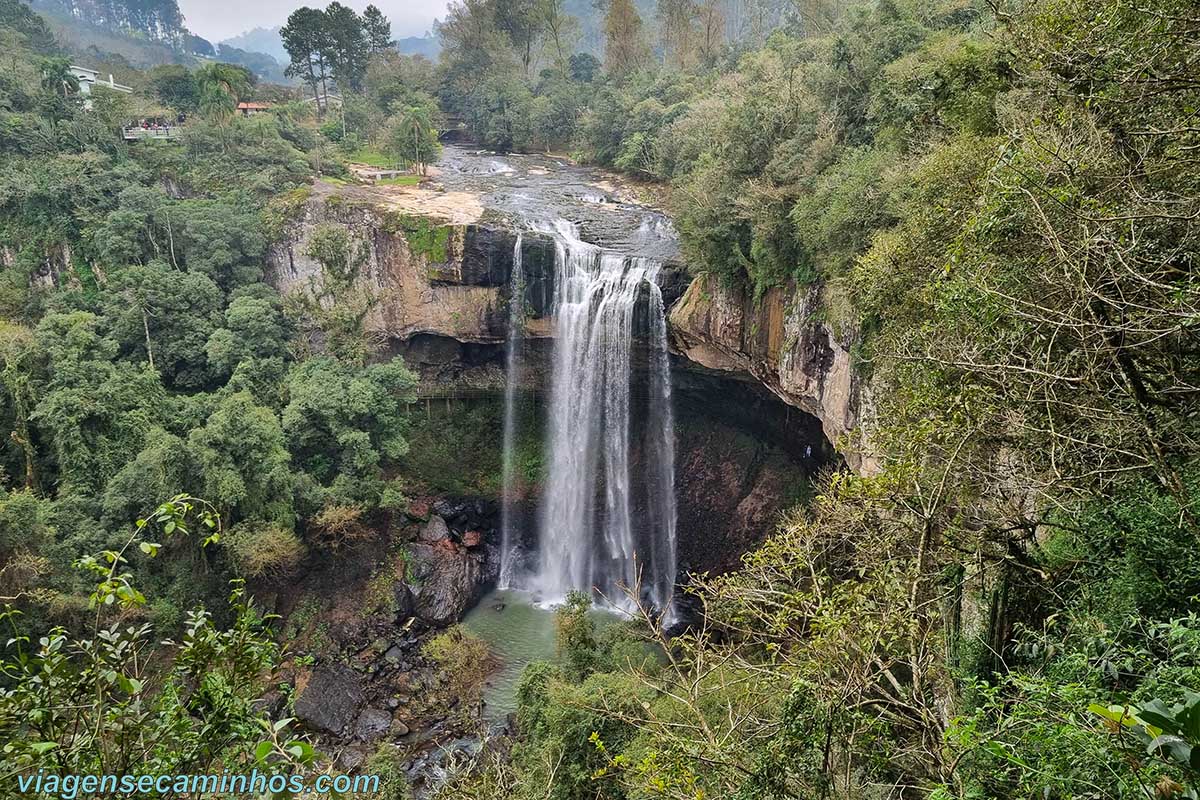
1089,703 -> 1140,727
255,741 -> 273,762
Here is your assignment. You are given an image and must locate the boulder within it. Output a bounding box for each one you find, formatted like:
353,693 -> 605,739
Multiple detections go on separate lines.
338,746 -> 367,771
295,664 -> 364,736
461,530 -> 483,548
419,515 -> 450,543
354,708 -> 393,742
393,582 -> 414,620
407,542 -> 491,625
405,499 -> 432,521
327,614 -> 367,649
432,498 -> 468,520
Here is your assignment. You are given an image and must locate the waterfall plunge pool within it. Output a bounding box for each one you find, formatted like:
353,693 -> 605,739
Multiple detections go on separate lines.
461,588 -> 629,723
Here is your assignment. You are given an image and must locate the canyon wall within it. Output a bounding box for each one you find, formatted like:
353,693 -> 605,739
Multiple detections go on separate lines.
669,275 -> 874,472
266,185 -> 857,573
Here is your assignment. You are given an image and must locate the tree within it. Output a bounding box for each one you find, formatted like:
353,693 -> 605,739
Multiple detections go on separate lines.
569,52 -> 601,82
495,0 -> 545,75
174,199 -> 268,289
188,392 -> 295,526
106,262 -> 224,389
323,2 -> 369,93
205,292 -> 290,380
696,0 -> 725,65
32,312 -> 168,493
38,57 -> 77,99
281,6 -> 333,111
385,99 -> 440,175
282,356 -> 416,507
603,0 -> 651,78
0,324 -> 39,491
194,62 -> 251,124
0,498 -> 321,795
657,0 -> 698,68
362,4 -> 393,53
147,64 -> 199,113
539,0 -> 580,72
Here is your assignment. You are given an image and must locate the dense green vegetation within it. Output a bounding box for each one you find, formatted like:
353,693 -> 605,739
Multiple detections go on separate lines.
0,3 -> 431,789
3,0 -> 1199,796
429,0 -> 1200,798
0,15 -> 417,623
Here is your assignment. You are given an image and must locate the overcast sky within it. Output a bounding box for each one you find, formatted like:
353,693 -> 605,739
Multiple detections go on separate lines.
177,0 -> 450,43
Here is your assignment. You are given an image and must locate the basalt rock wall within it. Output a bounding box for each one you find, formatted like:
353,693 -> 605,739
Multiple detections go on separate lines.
668,274 -> 874,472
264,187 -> 559,345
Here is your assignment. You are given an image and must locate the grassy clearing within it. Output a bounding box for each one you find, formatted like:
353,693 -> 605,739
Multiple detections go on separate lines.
376,174 -> 421,186
346,147 -> 399,168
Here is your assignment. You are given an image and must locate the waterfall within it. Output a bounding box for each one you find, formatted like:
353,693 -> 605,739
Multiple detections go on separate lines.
530,219 -> 678,612
499,233 -> 524,587
646,278 -> 678,611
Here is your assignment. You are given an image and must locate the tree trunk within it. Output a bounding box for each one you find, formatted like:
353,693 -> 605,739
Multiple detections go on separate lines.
142,307 -> 155,371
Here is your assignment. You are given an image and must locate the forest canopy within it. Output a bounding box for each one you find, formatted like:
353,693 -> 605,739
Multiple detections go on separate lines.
1,0 -> 1199,797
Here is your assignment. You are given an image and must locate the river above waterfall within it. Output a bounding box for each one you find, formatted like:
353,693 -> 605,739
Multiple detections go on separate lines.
431,145 -> 681,263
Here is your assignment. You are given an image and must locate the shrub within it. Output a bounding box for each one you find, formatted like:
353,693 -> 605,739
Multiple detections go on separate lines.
223,520 -> 306,580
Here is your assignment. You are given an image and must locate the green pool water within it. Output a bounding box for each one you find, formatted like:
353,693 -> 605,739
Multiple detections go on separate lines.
461,589 -> 560,721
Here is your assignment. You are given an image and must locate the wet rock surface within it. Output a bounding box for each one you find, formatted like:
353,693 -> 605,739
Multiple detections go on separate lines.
354,708 -> 393,741
295,664 -> 365,736
408,536 -> 497,626
266,493 -> 506,794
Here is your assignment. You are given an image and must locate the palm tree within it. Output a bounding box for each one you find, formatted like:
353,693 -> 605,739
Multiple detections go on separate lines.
39,58 -> 78,99
393,103 -> 435,175
195,63 -> 251,125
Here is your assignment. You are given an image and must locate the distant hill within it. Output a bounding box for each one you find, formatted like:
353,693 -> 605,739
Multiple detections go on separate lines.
396,34 -> 439,59
29,0 -> 287,81
31,0 -> 187,43
215,42 -> 287,83
221,26 -> 288,65
224,25 -> 441,68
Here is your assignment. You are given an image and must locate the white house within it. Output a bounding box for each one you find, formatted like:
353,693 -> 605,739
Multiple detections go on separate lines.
69,65 -> 134,106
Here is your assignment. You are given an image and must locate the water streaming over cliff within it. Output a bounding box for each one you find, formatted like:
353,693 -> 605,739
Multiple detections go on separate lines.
504,219 -> 678,611
645,278 -> 678,609
498,233 -> 524,588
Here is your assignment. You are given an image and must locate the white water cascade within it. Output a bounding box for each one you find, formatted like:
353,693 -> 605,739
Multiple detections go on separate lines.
498,233 -> 525,588
517,218 -> 678,611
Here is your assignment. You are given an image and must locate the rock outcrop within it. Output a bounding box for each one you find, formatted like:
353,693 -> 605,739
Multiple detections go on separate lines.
669,275 -> 873,471
267,182 -> 868,469
405,511 -> 499,626
265,183 -> 557,348
295,664 -> 365,736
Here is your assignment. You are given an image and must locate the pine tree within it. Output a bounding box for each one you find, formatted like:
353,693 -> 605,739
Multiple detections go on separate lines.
603,0 -> 650,78
281,7 -> 333,110
363,4 -> 393,54
324,2 -> 369,92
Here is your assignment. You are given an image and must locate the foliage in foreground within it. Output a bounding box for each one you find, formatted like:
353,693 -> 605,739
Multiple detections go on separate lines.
435,0 -> 1200,797
0,497 -> 327,797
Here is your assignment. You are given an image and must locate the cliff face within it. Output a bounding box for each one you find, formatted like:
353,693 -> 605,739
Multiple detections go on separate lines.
265,184 -> 846,577
266,184 -> 866,472
264,186 -> 557,347
669,275 -> 873,472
